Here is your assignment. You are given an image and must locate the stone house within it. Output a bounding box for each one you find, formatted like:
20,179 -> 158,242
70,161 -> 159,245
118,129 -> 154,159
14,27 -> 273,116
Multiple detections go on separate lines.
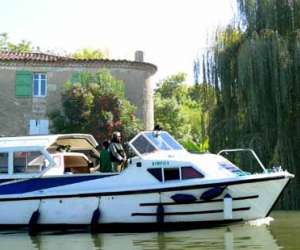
0,51 -> 157,136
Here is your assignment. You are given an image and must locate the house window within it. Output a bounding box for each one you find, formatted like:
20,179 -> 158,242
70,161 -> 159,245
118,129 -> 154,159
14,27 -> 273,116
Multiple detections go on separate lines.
29,119 -> 49,135
33,73 -> 47,97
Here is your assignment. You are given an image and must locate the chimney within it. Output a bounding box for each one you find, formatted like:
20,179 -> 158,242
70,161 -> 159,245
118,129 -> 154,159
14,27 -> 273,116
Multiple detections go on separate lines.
135,50 -> 144,62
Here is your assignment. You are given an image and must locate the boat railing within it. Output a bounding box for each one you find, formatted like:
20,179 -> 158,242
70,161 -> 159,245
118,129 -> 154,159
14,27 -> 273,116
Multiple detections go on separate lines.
217,148 -> 267,173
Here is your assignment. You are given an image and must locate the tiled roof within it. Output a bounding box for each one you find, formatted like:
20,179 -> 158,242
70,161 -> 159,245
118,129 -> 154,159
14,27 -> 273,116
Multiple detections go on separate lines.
0,51 -> 70,62
0,51 -> 157,73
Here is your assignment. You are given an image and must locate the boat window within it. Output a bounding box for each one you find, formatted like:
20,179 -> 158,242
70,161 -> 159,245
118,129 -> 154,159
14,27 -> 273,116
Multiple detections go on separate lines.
164,168 -> 180,181
181,166 -> 204,179
13,151 -> 46,173
147,168 -> 163,182
131,135 -> 157,154
144,132 -> 183,151
130,132 -> 185,156
0,153 -> 8,174
144,133 -> 171,150
160,133 -> 183,150
218,161 -> 244,175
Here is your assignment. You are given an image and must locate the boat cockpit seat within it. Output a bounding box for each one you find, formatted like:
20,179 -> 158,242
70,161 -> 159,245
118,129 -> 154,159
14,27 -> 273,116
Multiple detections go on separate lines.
64,155 -> 91,174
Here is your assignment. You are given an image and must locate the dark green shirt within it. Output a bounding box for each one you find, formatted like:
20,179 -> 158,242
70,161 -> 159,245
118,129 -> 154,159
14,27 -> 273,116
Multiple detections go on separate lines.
99,149 -> 112,172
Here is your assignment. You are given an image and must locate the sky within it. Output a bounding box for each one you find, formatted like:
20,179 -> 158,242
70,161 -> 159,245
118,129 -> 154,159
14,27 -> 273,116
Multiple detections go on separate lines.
0,0 -> 236,84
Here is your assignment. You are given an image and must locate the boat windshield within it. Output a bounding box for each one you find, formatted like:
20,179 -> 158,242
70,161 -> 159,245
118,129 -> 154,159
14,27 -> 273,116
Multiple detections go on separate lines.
130,131 -> 184,156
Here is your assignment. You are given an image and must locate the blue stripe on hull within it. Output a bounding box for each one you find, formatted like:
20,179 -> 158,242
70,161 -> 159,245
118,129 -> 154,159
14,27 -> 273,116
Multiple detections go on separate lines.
0,175 -> 112,195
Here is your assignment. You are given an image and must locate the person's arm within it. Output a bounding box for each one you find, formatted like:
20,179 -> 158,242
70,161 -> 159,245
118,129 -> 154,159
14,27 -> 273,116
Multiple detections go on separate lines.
89,165 -> 100,173
110,143 -> 124,162
89,150 -> 100,160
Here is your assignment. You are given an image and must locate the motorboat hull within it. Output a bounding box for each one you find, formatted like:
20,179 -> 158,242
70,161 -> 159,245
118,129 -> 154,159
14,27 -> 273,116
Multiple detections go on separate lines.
0,174 -> 290,231
0,132 -> 294,233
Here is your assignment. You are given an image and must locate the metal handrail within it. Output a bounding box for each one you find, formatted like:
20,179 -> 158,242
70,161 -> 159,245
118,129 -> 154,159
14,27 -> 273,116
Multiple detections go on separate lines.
217,148 -> 267,173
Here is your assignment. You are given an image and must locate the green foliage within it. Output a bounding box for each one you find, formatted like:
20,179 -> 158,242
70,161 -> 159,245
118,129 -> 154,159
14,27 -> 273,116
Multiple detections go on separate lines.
238,0 -> 300,36
0,33 -> 8,49
66,69 -> 125,97
72,48 -> 106,59
0,33 -> 33,52
154,93 -> 192,141
201,0 -> 300,209
50,69 -> 140,143
154,73 -> 216,152
155,73 -> 187,99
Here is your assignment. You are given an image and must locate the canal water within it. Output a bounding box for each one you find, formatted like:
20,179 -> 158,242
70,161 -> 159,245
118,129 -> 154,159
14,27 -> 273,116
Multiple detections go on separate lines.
0,211 -> 299,250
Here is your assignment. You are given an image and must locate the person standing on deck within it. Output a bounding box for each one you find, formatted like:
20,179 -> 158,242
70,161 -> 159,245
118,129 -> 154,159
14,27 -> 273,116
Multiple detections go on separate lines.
109,131 -> 127,172
99,140 -> 112,172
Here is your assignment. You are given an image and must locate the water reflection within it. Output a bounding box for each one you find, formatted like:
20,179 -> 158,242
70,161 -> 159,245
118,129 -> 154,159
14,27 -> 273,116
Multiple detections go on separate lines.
0,222 -> 281,250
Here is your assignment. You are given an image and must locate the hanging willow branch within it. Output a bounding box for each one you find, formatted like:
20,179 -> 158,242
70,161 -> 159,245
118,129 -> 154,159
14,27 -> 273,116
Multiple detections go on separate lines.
201,0 -> 300,209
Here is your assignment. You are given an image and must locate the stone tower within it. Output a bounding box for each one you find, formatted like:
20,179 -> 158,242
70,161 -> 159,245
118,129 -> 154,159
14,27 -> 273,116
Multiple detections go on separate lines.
135,51 -> 154,130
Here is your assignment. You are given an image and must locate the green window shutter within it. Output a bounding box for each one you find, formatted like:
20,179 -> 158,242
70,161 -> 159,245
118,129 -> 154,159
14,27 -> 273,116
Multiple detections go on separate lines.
71,72 -> 80,83
15,71 -> 32,97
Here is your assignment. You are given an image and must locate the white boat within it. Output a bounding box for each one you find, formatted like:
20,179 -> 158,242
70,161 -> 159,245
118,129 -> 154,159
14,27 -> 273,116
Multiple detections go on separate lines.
0,131 -> 294,232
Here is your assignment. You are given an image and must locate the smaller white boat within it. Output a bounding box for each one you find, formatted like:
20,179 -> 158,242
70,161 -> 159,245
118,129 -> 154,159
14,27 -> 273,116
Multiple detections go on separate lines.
0,131 -> 294,233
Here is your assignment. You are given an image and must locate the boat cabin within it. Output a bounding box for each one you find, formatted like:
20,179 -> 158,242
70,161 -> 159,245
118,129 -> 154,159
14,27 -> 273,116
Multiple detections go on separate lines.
0,131 -> 267,183
128,131 -> 266,183
0,134 -> 98,179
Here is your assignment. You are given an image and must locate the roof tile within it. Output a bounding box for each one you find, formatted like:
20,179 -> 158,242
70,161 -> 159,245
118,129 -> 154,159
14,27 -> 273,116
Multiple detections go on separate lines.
0,51 -> 69,62
0,51 -> 157,73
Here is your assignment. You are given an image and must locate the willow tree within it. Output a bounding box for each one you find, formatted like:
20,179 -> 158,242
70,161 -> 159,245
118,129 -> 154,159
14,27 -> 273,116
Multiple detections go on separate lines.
201,0 -> 300,209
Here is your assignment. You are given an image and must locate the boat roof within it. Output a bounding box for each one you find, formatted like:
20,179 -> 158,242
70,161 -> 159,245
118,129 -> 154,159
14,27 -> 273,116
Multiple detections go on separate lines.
0,134 -> 98,150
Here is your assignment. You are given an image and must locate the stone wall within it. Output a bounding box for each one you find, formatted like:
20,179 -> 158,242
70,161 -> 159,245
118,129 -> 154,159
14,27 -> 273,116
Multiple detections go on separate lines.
0,57 -> 156,136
